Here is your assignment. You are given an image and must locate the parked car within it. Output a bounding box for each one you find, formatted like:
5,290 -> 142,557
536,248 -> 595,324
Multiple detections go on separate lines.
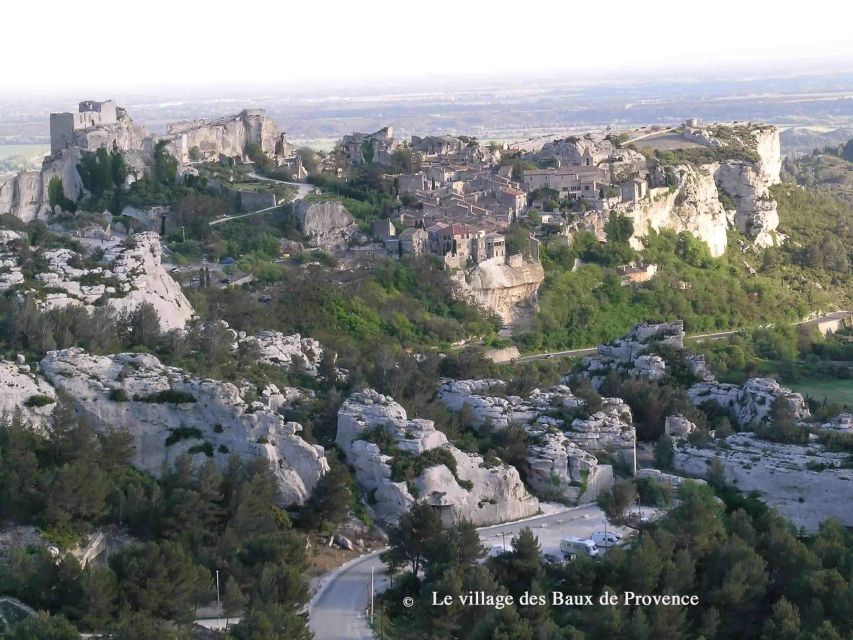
591,531 -> 621,548
543,553 -> 564,565
220,256 -> 236,265
560,537 -> 601,558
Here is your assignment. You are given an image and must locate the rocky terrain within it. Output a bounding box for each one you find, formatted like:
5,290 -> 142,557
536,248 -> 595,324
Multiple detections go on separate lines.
674,433 -> 852,532
581,320 -> 687,387
294,199 -> 357,250
623,125 -> 783,254
689,377 -> 810,427
162,108 -> 294,164
437,379 -> 636,503
336,389 -> 540,526
452,258 -> 545,324
0,357 -> 56,425
0,106 -> 148,221
0,231 -> 193,331
39,347 -> 328,506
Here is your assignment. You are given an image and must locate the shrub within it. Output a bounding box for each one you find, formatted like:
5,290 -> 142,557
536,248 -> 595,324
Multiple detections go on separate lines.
109,388 -> 129,402
165,427 -> 204,446
134,389 -> 197,404
24,394 -> 55,408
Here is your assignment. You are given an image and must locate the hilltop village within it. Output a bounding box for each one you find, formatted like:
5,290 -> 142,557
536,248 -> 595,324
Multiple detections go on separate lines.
0,99 -> 851,639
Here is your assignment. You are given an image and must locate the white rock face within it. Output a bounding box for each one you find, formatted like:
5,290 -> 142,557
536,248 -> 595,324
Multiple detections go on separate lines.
0,108 -> 146,220
0,359 -> 56,425
3,231 -> 193,331
689,377 -> 810,427
39,348 -> 328,506
582,320 -> 685,387
239,331 -> 323,377
437,380 -> 636,501
674,433 -> 852,532
294,200 -> 357,250
714,161 -> 779,248
664,415 -> 696,439
336,389 -> 539,526
622,165 -> 728,257
452,259 -> 545,323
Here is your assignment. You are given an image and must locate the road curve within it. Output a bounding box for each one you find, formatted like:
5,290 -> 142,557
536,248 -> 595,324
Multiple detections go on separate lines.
517,311 -> 852,362
307,503 -> 650,640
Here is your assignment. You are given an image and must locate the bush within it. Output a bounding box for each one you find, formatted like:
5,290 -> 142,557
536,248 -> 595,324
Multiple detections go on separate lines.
24,394 -> 55,408
164,427 -> 204,446
134,389 -> 197,404
108,388 -> 129,402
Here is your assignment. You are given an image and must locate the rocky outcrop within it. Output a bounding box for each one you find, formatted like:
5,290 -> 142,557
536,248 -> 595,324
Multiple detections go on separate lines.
437,380 -> 636,501
0,358 -> 56,425
688,377 -> 810,427
582,321 -> 685,387
714,161 -> 779,248
16,232 -> 193,331
453,259 -> 545,323
336,389 -> 539,526
40,348 -> 328,506
664,415 -> 696,439
162,109 -> 286,164
622,165 -> 728,257
294,200 -> 357,250
674,433 -> 851,532
0,105 -> 147,220
238,331 -> 323,377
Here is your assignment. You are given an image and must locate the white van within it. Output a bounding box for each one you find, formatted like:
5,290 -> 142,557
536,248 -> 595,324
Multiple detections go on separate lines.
560,537 -> 601,558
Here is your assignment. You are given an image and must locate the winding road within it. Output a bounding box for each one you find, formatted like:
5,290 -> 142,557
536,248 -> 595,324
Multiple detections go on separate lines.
517,311 -> 852,363
208,173 -> 316,227
307,503 -> 651,640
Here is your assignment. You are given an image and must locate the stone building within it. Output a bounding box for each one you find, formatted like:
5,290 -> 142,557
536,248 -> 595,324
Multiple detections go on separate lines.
50,100 -> 117,154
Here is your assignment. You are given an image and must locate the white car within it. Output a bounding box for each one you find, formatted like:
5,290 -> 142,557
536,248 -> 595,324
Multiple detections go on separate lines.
591,531 -> 621,548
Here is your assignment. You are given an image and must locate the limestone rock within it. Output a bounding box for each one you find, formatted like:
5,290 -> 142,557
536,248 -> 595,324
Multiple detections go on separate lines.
689,377 -> 810,427
336,389 -> 539,526
4,231 -> 193,331
674,433 -> 851,532
452,259 -> 545,324
238,331 -> 323,377
664,415 -> 696,439
39,348 -> 328,506
294,200 -> 357,250
582,320 -> 684,386
0,359 -> 56,425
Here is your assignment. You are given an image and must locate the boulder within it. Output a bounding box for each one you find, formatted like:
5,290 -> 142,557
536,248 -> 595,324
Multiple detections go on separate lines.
664,415 -> 696,439
0,359 -> 56,425
294,200 -> 357,250
689,377 -> 810,427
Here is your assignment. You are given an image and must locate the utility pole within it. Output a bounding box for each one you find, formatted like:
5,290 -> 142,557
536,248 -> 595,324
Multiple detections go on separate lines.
216,570 -> 221,628
182,225 -> 186,243
370,567 -> 375,624
501,530 -> 506,551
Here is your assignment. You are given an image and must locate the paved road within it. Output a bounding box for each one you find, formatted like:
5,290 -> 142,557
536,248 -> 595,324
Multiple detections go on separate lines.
307,503 -> 654,640
517,311 -> 852,363
208,173 -> 316,226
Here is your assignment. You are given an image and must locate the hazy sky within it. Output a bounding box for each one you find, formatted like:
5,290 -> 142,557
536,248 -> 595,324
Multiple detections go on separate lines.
4,0 -> 852,93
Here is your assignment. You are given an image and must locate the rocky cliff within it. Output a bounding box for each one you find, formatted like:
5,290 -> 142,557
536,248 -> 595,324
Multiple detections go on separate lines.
453,258 -> 545,323
0,107 -> 147,221
336,389 -> 539,526
0,358 -> 56,425
623,165 -> 729,257
294,200 -> 357,250
8,232 -> 193,331
621,125 -> 783,255
674,433 -> 851,532
437,380 -> 636,503
163,109 -> 286,163
40,348 -> 328,506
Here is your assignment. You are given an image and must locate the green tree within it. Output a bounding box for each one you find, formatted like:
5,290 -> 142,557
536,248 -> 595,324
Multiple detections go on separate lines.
383,502 -> 444,575
3,613 -> 80,640
654,434 -> 675,470
299,458 -> 354,532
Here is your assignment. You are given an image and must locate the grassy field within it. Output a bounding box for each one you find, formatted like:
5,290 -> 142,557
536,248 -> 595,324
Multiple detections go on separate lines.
789,377 -> 853,408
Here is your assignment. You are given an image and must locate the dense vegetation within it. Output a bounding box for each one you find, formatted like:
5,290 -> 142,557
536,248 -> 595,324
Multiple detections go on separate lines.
377,486 -> 853,640
0,407 -> 312,639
